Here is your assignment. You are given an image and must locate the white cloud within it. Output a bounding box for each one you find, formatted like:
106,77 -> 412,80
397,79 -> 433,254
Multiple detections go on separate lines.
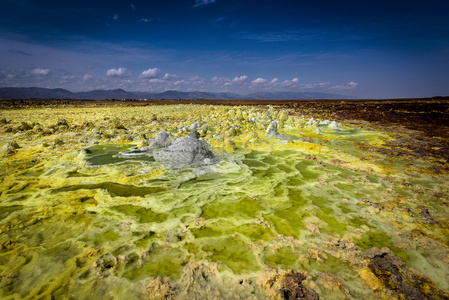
33,68 -> 50,75
292,77 -> 300,83
188,75 -> 207,87
149,79 -> 165,84
301,82 -> 330,89
163,73 -> 179,80
190,75 -> 204,81
348,81 -> 358,88
106,67 -> 129,77
140,67 -> 162,79
211,76 -> 230,86
270,78 -> 279,84
232,75 -> 248,83
139,18 -> 150,23
211,76 -> 223,82
330,81 -> 359,89
131,4 -> 136,11
113,14 -> 119,21
280,80 -> 292,86
252,78 -> 268,84
193,0 -> 216,8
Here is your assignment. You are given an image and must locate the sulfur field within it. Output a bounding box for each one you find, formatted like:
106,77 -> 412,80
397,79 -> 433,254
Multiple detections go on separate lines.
1,99 -> 449,299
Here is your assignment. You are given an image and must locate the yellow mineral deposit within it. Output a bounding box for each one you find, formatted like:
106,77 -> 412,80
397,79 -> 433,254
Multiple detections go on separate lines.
0,104 -> 448,299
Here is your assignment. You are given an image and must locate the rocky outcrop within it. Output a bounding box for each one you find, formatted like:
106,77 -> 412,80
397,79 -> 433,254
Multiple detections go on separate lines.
152,130 -> 214,168
363,247 -> 449,300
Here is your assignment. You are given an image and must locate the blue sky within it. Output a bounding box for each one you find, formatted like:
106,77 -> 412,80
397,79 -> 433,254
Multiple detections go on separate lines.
0,0 -> 448,98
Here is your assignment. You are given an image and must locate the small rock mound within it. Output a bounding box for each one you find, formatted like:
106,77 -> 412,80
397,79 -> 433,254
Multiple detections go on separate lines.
149,131 -> 172,149
17,122 -> 33,131
2,140 -> 20,156
266,121 -> 281,137
262,269 -> 319,300
153,130 -> 214,168
329,121 -> 342,131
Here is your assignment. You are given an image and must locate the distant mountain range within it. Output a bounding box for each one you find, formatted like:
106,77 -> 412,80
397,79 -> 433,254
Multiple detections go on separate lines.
0,87 -> 352,100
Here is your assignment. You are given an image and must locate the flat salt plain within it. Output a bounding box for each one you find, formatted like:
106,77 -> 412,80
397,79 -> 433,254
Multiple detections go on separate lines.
1,99 -> 449,299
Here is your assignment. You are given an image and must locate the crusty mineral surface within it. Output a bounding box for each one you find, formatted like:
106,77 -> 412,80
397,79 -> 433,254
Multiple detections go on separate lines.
1,101 -> 448,299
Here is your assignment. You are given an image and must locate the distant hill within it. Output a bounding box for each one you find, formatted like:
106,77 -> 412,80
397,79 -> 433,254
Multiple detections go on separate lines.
0,87 -> 352,100
76,89 -> 136,100
0,87 -> 77,99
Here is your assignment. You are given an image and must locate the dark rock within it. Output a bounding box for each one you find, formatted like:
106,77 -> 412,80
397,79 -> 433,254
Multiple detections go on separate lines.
82,147 -> 92,154
365,247 -> 449,300
417,205 -> 442,227
280,271 -> 319,300
53,139 -> 64,146
56,118 -> 69,126
17,122 -> 32,131
81,121 -> 94,129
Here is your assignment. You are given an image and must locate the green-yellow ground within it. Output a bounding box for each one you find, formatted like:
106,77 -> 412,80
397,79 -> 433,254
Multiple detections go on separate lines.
1,104 -> 448,299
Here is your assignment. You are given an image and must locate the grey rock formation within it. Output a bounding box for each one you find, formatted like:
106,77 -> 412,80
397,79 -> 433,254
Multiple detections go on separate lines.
153,129 -> 214,168
150,131 -> 172,148
138,131 -> 173,152
329,121 -> 342,131
266,121 -> 286,139
266,121 -> 280,137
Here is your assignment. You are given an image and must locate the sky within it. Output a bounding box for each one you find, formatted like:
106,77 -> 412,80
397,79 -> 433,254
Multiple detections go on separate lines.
0,0 -> 448,98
